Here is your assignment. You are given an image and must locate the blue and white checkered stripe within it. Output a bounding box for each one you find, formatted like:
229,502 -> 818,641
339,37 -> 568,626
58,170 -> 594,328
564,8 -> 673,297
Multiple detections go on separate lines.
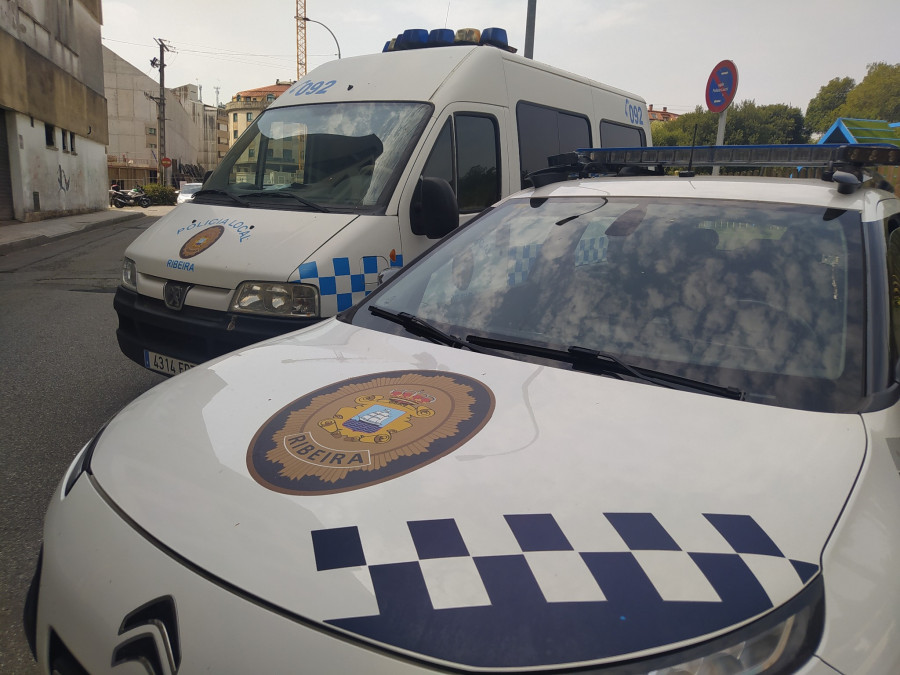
311,511 -> 819,668
297,255 -> 403,314
575,236 -> 609,266
507,244 -> 541,286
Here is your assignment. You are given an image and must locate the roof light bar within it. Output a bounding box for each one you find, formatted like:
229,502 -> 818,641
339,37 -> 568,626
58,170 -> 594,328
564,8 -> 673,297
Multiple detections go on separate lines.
382,27 -> 515,52
579,144 -> 900,169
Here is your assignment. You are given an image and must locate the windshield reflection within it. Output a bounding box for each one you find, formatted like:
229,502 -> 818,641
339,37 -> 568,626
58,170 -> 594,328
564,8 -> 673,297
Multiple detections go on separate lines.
203,102 -> 432,211
359,196 -> 865,412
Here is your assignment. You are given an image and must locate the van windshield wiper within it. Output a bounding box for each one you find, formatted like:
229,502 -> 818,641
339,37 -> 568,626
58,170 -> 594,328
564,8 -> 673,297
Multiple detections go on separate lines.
369,306 -> 487,353
241,191 -> 330,213
192,189 -> 249,207
466,335 -> 744,400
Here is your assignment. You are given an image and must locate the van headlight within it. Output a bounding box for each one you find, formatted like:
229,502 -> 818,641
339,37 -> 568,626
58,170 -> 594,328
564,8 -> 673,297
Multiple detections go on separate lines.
230,281 -> 319,317
121,258 -> 137,291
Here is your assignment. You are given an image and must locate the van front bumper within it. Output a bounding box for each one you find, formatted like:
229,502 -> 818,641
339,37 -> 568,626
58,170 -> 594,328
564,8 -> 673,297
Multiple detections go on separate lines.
113,286 -> 322,370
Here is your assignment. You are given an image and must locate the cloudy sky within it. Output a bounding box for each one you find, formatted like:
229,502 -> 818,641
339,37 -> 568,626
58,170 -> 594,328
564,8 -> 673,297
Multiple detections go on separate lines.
102,0 -> 900,114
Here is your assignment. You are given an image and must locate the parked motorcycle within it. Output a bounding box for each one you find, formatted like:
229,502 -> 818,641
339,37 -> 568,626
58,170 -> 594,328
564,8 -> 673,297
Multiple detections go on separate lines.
110,186 -> 151,208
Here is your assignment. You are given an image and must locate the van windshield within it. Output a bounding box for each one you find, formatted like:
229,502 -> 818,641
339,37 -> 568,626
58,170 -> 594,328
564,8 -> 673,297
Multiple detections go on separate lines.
201,102 -> 432,212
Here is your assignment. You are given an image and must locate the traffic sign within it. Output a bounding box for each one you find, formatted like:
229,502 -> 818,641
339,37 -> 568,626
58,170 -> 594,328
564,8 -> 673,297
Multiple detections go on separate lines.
705,60 -> 738,113
161,157 -> 172,168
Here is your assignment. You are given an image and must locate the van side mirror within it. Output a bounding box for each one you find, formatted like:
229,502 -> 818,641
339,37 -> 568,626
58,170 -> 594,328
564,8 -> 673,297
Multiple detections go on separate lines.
203,170 -> 212,183
411,176 -> 458,239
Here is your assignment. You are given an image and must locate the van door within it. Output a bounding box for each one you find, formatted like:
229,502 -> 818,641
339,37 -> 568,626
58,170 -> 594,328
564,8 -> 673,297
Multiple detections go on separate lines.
399,104 -> 507,262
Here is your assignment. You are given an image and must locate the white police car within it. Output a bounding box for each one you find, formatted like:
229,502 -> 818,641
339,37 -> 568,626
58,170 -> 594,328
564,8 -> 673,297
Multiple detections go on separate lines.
26,144 -> 900,674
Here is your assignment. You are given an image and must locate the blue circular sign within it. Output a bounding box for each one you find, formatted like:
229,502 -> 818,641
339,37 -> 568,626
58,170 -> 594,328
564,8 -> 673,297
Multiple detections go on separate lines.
706,60 -> 738,113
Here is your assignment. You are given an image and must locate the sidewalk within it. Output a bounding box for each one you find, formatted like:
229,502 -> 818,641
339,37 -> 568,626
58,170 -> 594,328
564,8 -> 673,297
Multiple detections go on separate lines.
0,205 -> 174,256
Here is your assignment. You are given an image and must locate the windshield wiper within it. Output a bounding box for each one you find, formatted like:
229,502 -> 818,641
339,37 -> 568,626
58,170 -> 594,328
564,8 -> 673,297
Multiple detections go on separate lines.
369,306 -> 487,353
241,191 -> 330,213
466,336 -> 744,400
192,189 -> 249,207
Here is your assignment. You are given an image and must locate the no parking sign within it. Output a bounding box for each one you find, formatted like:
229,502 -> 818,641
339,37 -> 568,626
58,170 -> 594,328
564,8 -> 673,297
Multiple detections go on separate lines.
706,60 -> 739,113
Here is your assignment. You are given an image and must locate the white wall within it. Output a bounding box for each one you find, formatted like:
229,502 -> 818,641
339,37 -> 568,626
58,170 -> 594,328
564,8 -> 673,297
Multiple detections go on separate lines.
8,112 -> 107,220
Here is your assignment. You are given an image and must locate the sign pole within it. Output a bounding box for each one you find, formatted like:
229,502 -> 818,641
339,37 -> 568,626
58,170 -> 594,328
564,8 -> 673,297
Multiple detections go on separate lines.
712,109 -> 728,176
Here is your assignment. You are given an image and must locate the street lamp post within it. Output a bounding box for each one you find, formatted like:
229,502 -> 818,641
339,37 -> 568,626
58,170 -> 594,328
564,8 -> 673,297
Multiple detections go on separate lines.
302,17 -> 341,60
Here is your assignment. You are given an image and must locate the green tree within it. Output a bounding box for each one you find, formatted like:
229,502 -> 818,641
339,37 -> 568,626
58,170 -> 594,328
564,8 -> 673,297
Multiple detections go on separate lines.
805,76 -> 855,133
727,101 -> 807,145
651,106 -> 718,146
837,62 -> 900,122
650,102 -> 807,147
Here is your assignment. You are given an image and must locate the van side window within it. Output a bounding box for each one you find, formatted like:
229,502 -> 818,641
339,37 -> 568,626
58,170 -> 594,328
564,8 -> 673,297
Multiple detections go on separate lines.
422,114 -> 500,214
422,119 -> 453,186
599,120 -> 646,148
456,115 -> 499,212
517,102 -> 590,188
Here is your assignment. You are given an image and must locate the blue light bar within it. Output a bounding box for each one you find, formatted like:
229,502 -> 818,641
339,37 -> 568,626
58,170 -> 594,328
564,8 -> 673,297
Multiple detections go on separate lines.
401,29 -> 429,49
480,27 -> 508,49
383,26 -> 514,52
428,28 -> 455,47
579,144 -> 900,169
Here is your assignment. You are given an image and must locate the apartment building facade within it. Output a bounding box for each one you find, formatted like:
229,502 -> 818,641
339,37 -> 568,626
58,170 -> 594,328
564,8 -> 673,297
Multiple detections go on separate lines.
0,0 -> 108,222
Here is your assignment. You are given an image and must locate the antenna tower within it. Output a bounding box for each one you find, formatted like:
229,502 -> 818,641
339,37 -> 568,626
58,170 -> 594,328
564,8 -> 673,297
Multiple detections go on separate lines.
296,0 -> 307,78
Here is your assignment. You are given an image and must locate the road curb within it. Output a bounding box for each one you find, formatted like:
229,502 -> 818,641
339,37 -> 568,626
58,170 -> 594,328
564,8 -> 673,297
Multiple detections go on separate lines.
0,212 -> 146,256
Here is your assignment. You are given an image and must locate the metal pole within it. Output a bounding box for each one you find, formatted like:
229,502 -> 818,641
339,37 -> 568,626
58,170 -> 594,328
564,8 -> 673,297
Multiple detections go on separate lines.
712,109 -> 727,176
154,38 -> 170,185
303,17 -> 341,60
524,0 -> 536,59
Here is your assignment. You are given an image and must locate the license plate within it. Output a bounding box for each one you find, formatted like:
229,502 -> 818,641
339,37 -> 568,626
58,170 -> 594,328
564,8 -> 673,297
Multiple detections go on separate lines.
144,350 -> 196,376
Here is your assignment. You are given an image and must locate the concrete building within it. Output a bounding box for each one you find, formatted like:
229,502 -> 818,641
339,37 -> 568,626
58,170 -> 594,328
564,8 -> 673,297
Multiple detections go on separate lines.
225,81 -> 292,147
104,47 -> 225,189
0,0 -> 108,223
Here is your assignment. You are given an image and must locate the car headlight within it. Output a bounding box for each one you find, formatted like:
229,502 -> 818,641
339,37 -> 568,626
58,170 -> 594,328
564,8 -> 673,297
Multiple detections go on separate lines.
619,578 -> 824,675
230,281 -> 319,318
121,257 -> 137,291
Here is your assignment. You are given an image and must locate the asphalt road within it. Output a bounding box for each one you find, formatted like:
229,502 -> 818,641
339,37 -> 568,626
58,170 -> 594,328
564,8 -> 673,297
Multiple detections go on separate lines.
0,216 -> 165,673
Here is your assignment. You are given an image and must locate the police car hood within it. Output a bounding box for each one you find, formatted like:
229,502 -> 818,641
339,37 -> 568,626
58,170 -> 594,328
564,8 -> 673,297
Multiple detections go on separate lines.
124,203 -> 359,287
93,320 -> 864,670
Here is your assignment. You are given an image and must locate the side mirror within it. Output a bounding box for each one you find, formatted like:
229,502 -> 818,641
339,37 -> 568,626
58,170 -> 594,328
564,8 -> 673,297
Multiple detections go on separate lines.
411,176 -> 458,239
377,267 -> 401,286
203,170 -> 212,183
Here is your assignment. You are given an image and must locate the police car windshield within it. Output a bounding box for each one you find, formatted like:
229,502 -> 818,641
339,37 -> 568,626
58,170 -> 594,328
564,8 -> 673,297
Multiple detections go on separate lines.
200,102 -> 432,212
357,196 -> 866,413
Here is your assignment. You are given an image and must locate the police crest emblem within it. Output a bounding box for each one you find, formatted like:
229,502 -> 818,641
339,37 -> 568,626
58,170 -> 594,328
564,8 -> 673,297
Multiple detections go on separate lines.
180,225 -> 224,259
247,371 -> 494,494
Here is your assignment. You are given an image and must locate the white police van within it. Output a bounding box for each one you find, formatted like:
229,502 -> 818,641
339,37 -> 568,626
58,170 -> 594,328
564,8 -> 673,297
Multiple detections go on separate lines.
114,27 -> 651,376
28,144 -> 900,673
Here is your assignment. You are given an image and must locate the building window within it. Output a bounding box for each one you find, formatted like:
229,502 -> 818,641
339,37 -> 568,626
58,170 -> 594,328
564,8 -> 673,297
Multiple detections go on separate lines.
147,127 -> 157,135
148,143 -> 157,149
233,130 -> 238,139
61,130 -> 68,152
246,113 -> 253,122
69,132 -> 76,153
45,123 -> 56,147
233,113 -> 238,122
267,94 -> 275,103
248,148 -> 255,158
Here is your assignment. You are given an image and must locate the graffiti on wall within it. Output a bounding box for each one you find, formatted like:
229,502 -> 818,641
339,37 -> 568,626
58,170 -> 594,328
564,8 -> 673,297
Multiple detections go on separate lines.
58,165 -> 70,192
